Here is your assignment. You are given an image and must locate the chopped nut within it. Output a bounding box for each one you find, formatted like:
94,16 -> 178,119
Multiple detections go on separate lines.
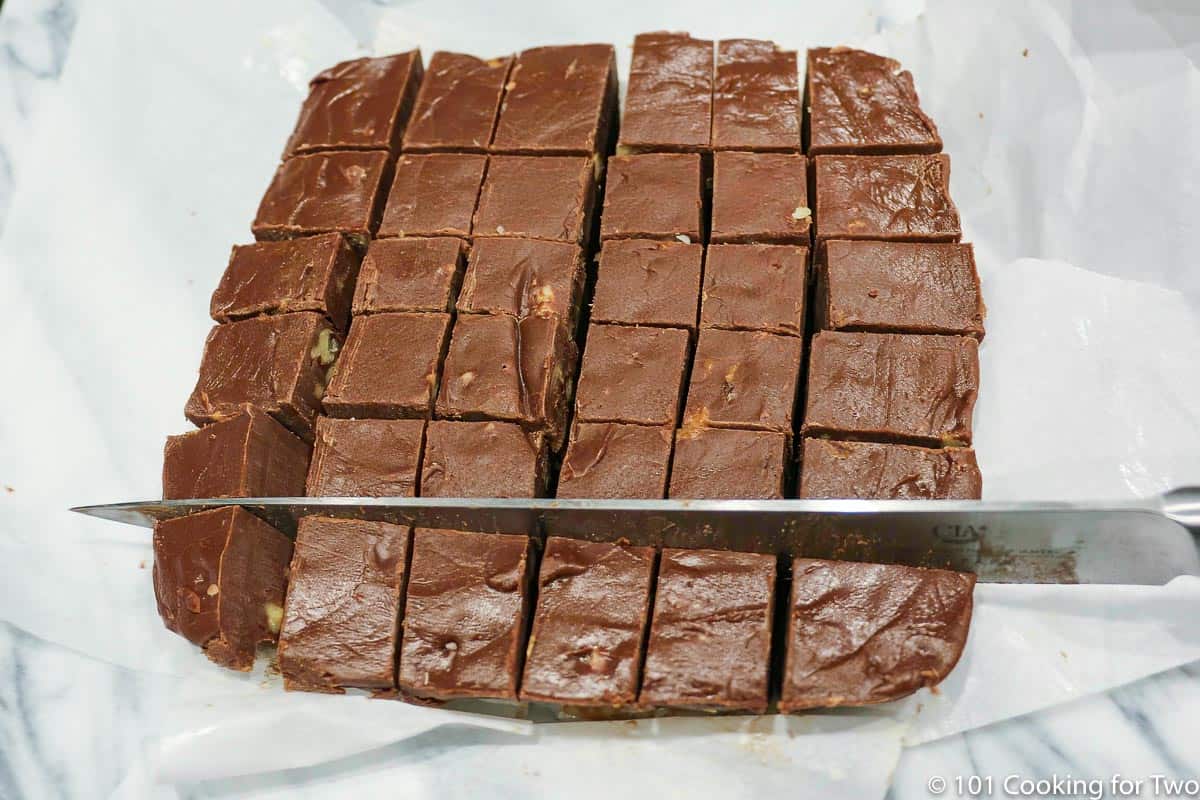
791,206 -> 812,221
459,371 -> 476,388
675,234 -> 691,244
206,584 -> 220,597
310,328 -> 339,366
264,602 -> 284,634
495,224 -> 507,234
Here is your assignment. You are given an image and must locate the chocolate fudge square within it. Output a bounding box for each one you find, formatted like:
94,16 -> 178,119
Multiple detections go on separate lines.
283,52 -> 423,157
210,233 -> 360,332
813,154 -> 961,243
377,153 -> 487,239
473,155 -> 597,244
352,237 -> 464,316
619,32 -> 713,153
163,409 -> 310,500
306,417 -> 425,497
683,328 -> 803,432
402,52 -> 512,153
780,559 -> 974,711
521,538 -> 655,706
591,240 -> 702,331
185,312 -> 339,442
701,244 -> 808,336
278,517 -> 411,692
599,153 -> 703,242
574,324 -> 691,428
556,423 -> 673,499
710,152 -> 810,244
668,427 -> 788,499
398,528 -> 531,701
806,47 -> 941,156
456,238 -> 584,324
804,331 -> 980,447
421,420 -> 548,498
323,312 -> 451,419
799,438 -> 982,499
252,151 -> 392,249
640,549 -> 776,712
712,39 -> 801,151
152,507 -> 292,671
818,240 -> 985,338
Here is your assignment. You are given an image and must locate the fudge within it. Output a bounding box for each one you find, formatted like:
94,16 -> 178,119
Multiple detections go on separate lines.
210,233 -> 360,332
305,417 -> 425,497
473,155 -> 597,244
668,427 -> 788,499
398,528 -> 531,701
818,240 -> 985,338
456,238 -> 584,324
556,423 -> 673,499
619,32 -> 713,153
799,438 -> 982,499
402,52 -> 512,152
806,47 -> 941,155
377,153 -> 487,239
710,152 -> 810,244
421,420 -> 548,498
351,237 -> 464,315
278,517 -> 411,692
813,154 -> 961,243
490,44 -> 618,155
682,328 -> 803,432
780,559 -> 975,711
152,507 -> 292,671
185,312 -> 339,441
804,331 -> 979,447
252,151 -> 392,249
163,409 -> 310,500
520,538 -> 655,706
639,549 -> 776,711
574,324 -> 691,428
712,39 -> 801,151
283,52 -> 423,157
701,244 -> 808,336
323,312 -> 451,419
591,240 -> 702,330
599,153 -> 703,242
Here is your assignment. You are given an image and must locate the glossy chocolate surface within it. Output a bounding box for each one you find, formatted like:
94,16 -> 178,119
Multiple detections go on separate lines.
710,151 -> 809,243
813,154 -> 961,243
682,328 -> 803,432
591,239 -> 702,330
305,417 -> 425,497
403,52 -> 511,152
377,153 -> 487,239
799,438 -> 982,499
620,32 -> 713,152
352,237 -> 464,315
420,420 -> 548,498
701,243 -> 808,336
574,324 -> 690,427
473,155 -> 596,243
556,423 -> 673,499
599,153 -> 703,242
668,427 -> 788,500
712,39 -> 801,151
456,237 -> 584,323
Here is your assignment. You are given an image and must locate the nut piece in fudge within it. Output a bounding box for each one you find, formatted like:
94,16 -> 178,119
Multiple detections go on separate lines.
402,52 -> 512,153
456,238 -> 584,324
152,507 -> 292,671
712,39 -> 801,151
421,420 -> 548,498
574,324 -> 691,428
377,153 -> 487,239
599,153 -> 703,242
352,237 -> 465,316
278,517 -> 411,693
556,423 -> 673,499
710,152 -> 809,244
639,549 -> 776,712
591,239 -> 702,331
701,244 -> 808,336
682,328 -> 803,432
799,438 -> 982,499
619,32 -> 713,153
473,155 -> 597,244
813,154 -> 961,243
668,427 -> 788,499
306,417 -> 425,497
780,559 -> 974,711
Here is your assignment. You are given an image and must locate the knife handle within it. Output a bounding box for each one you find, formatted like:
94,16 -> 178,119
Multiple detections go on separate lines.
1163,487 -> 1200,535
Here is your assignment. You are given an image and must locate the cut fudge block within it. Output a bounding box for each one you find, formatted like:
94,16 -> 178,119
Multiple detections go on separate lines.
710,152 -> 810,244
521,538 -> 655,706
599,153 -> 703,242
799,438 -> 982,499
818,240 -> 985,338
668,427 -> 788,499
398,528 -> 531,701
491,44 -> 618,155
283,52 -> 423,157
352,237 -> 464,315
402,52 -> 512,153
591,240 -> 702,330
683,328 -> 803,432
421,420 -> 548,498
813,154 -> 961,243
806,47 -> 942,155
640,549 -> 776,711
574,324 -> 691,428
278,518 -> 411,692
780,559 -> 975,711
185,312 -> 339,442
210,233 -> 360,332
377,153 -> 487,239
701,244 -> 808,336
306,417 -> 425,497
619,32 -> 713,153
473,155 -> 597,244
252,151 -> 392,249
323,312 -> 451,420
163,409 -> 310,500
152,507 -> 292,671
712,39 -> 801,151
456,238 -> 584,324
556,423 -> 673,499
